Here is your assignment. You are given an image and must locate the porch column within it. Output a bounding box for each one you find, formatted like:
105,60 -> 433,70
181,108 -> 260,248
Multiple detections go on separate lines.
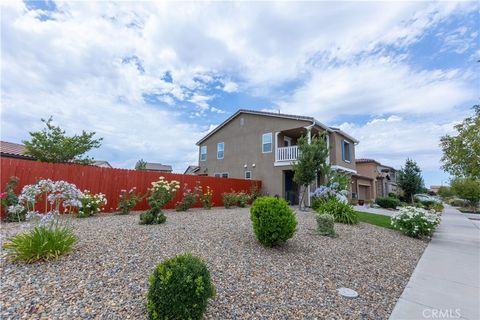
307,128 -> 312,144
274,132 -> 279,162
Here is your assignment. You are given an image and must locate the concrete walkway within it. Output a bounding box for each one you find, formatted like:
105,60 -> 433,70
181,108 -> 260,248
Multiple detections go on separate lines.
389,206 -> 480,320
354,205 -> 396,217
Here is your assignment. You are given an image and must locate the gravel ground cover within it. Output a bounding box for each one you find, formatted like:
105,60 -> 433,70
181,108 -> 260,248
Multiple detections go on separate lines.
0,208 -> 427,319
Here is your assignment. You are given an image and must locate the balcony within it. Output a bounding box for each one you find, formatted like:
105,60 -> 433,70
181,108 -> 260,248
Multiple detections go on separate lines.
276,145 -> 299,162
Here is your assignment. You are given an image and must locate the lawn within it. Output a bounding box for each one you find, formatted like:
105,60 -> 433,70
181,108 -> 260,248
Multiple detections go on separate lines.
0,208 -> 426,319
356,211 -> 395,229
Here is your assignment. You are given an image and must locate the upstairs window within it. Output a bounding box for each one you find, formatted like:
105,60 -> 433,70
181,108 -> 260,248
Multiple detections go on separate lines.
217,142 -> 224,159
262,132 -> 272,153
342,140 -> 351,162
245,171 -> 252,179
200,146 -> 207,161
221,172 -> 229,178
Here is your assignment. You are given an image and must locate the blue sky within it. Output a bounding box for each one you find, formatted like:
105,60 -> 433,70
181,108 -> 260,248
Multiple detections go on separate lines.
1,1 -> 479,187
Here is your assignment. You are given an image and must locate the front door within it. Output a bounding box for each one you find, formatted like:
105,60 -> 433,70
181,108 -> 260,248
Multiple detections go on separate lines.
284,170 -> 298,205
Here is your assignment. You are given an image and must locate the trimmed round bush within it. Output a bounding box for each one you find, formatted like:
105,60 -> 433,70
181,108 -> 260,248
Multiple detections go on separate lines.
250,197 -> 297,247
316,213 -> 335,236
316,198 -> 358,224
375,197 -> 400,209
147,253 -> 215,320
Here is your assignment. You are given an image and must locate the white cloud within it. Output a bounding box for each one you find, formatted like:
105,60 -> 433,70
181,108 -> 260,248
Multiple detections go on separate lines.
277,56 -> 475,121
338,116 -> 460,171
1,0 -> 477,176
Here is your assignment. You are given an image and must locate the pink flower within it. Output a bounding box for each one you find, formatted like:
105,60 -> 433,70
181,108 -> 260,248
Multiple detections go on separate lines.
0,192 -> 6,198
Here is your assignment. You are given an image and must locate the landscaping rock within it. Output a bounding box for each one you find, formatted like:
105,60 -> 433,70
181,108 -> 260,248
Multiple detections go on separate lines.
0,208 -> 427,319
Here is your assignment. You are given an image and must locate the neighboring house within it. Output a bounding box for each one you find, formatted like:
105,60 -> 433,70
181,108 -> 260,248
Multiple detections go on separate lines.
0,141 -> 35,160
195,109 -> 359,205
93,160 -> 113,168
144,162 -> 173,173
184,165 -> 200,175
352,158 -> 399,202
1,141 -> 112,168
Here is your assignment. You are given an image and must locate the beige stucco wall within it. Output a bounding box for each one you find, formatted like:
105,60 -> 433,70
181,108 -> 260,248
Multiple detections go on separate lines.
197,112 -> 358,198
329,132 -> 356,171
197,113 -> 312,196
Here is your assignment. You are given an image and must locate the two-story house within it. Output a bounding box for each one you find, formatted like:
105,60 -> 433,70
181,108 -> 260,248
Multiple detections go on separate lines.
352,158 -> 399,202
195,109 -> 358,205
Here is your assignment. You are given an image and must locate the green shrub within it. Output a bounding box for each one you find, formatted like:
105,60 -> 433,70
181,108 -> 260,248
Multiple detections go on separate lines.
316,213 -> 336,236
237,192 -> 250,208
2,226 -> 77,263
1,176 -> 26,222
449,198 -> 466,207
222,192 -> 238,209
175,183 -> 199,212
375,197 -> 400,209
430,202 -> 444,212
77,191 -> 107,218
388,192 -> 398,199
250,197 -> 297,247
117,188 -> 141,215
147,253 -> 215,320
316,198 -> 358,224
391,206 -> 440,238
311,196 -> 324,211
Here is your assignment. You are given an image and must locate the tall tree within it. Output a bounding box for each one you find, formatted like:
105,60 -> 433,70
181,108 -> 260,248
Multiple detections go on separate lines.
451,178 -> 480,213
440,105 -> 480,179
398,158 -> 424,203
23,117 -> 102,164
135,159 -> 147,170
292,133 -> 329,210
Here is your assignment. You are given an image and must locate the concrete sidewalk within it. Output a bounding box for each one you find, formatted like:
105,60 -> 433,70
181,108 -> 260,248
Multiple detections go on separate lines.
354,205 -> 396,217
389,206 -> 480,320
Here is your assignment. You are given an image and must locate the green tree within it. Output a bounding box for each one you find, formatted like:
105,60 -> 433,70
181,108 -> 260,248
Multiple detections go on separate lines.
451,178 -> 480,212
135,159 -> 147,170
398,158 -> 425,203
440,105 -> 480,179
437,186 -> 455,198
292,133 -> 329,210
23,117 -> 102,164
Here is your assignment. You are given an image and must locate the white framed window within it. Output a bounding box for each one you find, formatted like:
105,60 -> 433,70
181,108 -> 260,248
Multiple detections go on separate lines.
217,142 -> 224,159
245,171 -> 252,179
221,172 -> 229,178
262,132 -> 272,153
200,146 -> 207,161
214,173 -> 221,178
342,140 -> 351,162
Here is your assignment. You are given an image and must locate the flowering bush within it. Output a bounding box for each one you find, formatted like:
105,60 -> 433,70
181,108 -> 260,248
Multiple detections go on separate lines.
2,179 -> 82,263
391,206 -> 441,238
117,187 -> 141,215
77,190 -> 107,218
237,192 -> 250,208
310,184 -> 349,210
175,183 -> 199,212
199,186 -> 213,209
222,192 -> 238,209
1,176 -> 27,222
140,177 -> 180,225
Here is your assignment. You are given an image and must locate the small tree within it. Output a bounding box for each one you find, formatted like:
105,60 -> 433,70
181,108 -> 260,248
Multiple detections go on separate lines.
437,186 -> 454,198
292,133 -> 329,210
451,178 -> 480,212
135,159 -> 147,170
398,158 -> 424,203
440,105 -> 480,179
23,117 -> 102,164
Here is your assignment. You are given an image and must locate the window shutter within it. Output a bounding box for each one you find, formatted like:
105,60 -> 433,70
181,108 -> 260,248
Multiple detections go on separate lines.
341,140 -> 345,161
348,143 -> 352,161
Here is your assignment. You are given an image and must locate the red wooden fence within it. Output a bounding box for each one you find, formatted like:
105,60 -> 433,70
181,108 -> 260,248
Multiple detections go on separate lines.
0,158 -> 261,217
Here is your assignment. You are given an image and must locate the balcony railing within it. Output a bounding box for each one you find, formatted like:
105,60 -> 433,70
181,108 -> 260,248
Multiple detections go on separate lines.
276,145 -> 299,162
